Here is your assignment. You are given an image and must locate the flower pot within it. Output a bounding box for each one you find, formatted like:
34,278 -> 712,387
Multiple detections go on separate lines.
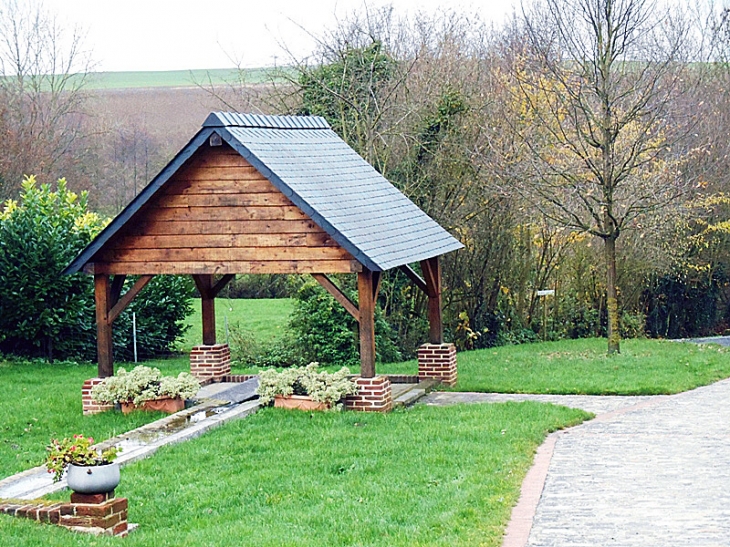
66,462 -> 120,494
274,395 -> 330,411
120,397 -> 185,414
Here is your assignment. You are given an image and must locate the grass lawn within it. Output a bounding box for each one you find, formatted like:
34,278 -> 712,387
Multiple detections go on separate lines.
180,298 -> 293,352
0,403 -> 589,546
0,359 -> 169,479
81,67 -> 287,90
378,337 -> 730,395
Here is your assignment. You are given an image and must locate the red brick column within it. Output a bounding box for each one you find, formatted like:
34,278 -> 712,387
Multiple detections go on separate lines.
0,493 -> 129,537
190,343 -> 231,382
344,376 -> 393,412
82,378 -> 114,415
417,343 -> 457,386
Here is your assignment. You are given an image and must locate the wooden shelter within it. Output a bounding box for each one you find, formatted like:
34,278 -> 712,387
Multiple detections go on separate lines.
65,112 -> 463,383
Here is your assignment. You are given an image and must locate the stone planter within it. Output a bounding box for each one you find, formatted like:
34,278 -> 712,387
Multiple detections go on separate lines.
120,397 -> 185,414
66,462 -> 120,495
274,395 -> 330,411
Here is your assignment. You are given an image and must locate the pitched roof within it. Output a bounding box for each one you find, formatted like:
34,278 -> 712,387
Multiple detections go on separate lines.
65,112 -> 463,275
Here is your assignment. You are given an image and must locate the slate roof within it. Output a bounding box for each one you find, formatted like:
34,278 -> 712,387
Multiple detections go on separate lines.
65,112 -> 463,275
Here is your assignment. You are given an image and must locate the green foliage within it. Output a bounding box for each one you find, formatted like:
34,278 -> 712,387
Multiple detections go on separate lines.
220,274 -> 302,299
288,280 -> 401,367
113,275 -> 195,360
0,176 -> 103,359
45,434 -> 120,483
0,176 -> 194,361
298,40 -> 396,159
91,365 -> 200,405
256,363 -> 358,407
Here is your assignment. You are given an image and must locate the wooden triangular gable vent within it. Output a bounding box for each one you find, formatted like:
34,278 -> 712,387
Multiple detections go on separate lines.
94,143 -> 360,275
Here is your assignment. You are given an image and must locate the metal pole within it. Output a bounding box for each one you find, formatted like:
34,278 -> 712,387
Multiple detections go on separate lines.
132,312 -> 138,363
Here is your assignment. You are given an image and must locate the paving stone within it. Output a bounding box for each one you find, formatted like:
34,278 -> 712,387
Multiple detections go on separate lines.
526,378 -> 730,546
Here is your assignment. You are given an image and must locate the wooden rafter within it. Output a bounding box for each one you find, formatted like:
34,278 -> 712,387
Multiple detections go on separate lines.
312,274 -> 359,322
108,275 -> 154,323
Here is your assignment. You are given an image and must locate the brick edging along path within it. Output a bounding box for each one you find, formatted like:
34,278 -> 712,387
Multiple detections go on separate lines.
424,379 -> 730,547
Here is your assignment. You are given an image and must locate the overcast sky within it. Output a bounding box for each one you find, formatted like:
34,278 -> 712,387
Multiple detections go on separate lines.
40,0 -> 516,72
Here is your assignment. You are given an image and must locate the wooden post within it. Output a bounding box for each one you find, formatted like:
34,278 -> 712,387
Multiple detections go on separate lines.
358,269 -> 376,378
420,257 -> 443,344
94,274 -> 114,378
193,274 -> 216,346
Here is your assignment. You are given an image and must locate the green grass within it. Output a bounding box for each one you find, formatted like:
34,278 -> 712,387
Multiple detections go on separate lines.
0,359 -> 169,478
77,67 -> 293,90
180,298 -> 293,352
377,338 -> 730,395
0,403 -> 589,546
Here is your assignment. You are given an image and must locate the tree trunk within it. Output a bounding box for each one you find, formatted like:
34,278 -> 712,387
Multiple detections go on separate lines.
605,235 -> 620,354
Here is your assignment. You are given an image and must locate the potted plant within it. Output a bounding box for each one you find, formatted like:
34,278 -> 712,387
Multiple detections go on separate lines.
256,363 -> 358,410
91,365 -> 200,414
46,435 -> 121,494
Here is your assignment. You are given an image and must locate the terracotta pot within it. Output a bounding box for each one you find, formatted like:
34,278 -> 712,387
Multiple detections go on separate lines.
120,397 -> 185,414
274,395 -> 330,411
67,462 -> 120,494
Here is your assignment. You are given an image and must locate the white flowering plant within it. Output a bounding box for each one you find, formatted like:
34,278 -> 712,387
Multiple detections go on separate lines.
256,363 -> 358,408
91,365 -> 200,406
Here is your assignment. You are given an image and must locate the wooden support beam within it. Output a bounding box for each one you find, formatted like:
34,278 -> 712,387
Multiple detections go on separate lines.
94,274 -> 114,378
192,274 -> 216,345
420,257 -> 443,344
398,264 -> 428,294
211,274 -> 235,297
108,275 -> 154,323
312,274 -> 360,322
372,271 -> 382,301
358,269 -> 376,378
109,275 -> 126,307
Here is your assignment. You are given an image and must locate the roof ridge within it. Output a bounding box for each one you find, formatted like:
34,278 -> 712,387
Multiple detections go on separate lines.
203,112 -> 331,130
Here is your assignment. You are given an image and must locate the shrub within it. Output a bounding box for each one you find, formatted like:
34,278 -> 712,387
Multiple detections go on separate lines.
256,363 -> 358,407
0,176 -> 194,361
288,280 -> 401,367
91,365 -> 200,405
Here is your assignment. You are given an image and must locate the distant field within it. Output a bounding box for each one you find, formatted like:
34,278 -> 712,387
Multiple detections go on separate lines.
81,67 -> 291,90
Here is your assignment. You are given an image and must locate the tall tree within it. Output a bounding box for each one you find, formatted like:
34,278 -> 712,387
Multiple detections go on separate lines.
511,0 -> 693,353
0,0 -> 91,198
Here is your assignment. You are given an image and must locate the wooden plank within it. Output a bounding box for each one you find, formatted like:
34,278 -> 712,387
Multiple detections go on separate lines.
156,193 -> 293,208
312,274 -> 359,322
94,274 -> 113,378
141,206 -> 309,222
186,152 -> 253,169
94,260 -> 363,275
108,275 -> 154,323
420,257 -> 443,344
175,169 -> 268,182
358,269 -> 376,378
164,178 -> 277,195
100,246 -> 353,263
131,219 -> 323,236
399,264 -> 428,294
111,233 -> 338,249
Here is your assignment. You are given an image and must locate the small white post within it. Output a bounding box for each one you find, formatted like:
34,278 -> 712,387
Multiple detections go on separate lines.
132,312 -> 138,363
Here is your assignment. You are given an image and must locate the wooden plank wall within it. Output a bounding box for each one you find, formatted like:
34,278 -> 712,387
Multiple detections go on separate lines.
93,144 -> 361,275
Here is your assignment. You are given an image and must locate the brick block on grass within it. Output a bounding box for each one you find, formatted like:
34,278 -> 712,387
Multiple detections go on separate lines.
417,343 -> 457,386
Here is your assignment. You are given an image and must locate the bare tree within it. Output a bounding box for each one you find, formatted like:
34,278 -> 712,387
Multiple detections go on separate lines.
0,0 -> 92,197
508,0 -> 695,353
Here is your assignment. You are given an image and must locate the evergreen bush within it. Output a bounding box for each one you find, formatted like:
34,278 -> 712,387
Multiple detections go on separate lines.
0,176 -> 193,361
